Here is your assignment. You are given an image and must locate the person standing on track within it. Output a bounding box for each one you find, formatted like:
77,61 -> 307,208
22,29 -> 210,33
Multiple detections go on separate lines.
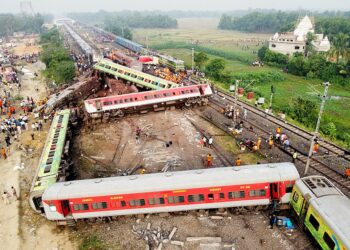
203,137 -> 207,147
235,157 -> 241,166
208,137 -> 213,148
243,108 -> 247,120
206,154 -> 213,167
268,138 -> 274,149
292,151 -> 298,163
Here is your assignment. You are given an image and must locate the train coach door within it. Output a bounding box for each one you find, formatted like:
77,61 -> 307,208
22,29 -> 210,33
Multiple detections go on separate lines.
270,183 -> 279,200
61,200 -> 71,217
95,100 -> 102,111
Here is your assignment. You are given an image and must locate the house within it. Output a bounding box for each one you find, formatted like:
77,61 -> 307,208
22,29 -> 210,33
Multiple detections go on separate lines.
269,16 -> 330,56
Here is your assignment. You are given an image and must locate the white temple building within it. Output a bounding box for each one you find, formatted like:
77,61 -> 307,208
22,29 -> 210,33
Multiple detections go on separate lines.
269,16 -> 331,55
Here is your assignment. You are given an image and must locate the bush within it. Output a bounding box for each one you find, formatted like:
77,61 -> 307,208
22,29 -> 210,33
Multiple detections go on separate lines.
321,122 -> 337,139
79,235 -> 107,250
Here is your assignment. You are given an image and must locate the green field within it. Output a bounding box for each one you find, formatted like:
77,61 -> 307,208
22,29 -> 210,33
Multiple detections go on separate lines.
133,18 -> 350,147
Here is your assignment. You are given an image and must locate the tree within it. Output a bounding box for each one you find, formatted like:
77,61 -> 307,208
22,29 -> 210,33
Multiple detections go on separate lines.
205,59 -> 226,80
258,45 -> 268,60
194,52 -> 209,70
328,33 -> 350,62
290,97 -> 318,127
305,32 -> 316,57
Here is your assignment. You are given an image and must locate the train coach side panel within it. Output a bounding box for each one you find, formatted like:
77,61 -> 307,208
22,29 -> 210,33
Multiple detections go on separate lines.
304,205 -> 348,250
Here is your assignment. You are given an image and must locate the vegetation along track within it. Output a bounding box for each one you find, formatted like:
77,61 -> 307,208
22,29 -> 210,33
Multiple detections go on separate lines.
209,91 -> 350,196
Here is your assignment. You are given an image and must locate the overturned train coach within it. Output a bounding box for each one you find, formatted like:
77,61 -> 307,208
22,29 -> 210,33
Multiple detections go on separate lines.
291,176 -> 350,250
42,163 -> 299,222
84,84 -> 212,118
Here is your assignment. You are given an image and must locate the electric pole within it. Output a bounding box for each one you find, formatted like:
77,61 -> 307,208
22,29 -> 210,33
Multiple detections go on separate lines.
233,80 -> 239,124
304,82 -> 330,176
269,85 -> 275,109
146,36 -> 149,49
191,48 -> 194,72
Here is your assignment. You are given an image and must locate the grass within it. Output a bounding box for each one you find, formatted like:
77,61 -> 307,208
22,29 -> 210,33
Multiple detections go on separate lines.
133,18 -> 350,148
79,235 -> 108,250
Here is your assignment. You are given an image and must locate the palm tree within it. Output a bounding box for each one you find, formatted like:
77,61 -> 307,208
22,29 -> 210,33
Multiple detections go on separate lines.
329,33 -> 350,63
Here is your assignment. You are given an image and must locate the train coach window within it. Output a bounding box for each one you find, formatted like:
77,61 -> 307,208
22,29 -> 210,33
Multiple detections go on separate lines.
188,194 -> 205,202
292,192 -> 299,203
129,199 -> 146,207
249,189 -> 266,197
168,196 -> 185,204
286,184 -> 294,193
73,204 -> 89,211
120,201 -> 126,207
323,232 -> 335,250
92,202 -> 108,210
228,191 -> 245,199
220,193 -> 225,199
309,214 -> 320,231
148,197 -> 165,205
103,101 -> 113,106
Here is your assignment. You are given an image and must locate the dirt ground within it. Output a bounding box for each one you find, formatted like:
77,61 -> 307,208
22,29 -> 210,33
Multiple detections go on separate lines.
73,108 -> 263,180
0,37 -> 75,250
11,36 -> 41,56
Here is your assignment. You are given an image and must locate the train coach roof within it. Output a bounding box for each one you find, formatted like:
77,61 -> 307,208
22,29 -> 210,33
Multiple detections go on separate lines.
43,163 -> 299,200
311,195 -> 350,247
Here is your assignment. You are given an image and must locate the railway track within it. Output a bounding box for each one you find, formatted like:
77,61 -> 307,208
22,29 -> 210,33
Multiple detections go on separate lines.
215,90 -> 350,160
209,91 -> 350,196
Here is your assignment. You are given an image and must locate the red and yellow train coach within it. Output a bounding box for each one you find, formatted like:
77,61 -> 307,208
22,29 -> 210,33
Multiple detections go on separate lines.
42,163 -> 299,221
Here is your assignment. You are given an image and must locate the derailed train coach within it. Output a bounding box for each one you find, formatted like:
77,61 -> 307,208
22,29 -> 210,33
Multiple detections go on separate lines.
290,176 -> 350,250
42,163 -> 299,222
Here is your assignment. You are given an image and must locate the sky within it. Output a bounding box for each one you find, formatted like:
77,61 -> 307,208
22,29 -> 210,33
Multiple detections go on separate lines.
2,0 -> 350,14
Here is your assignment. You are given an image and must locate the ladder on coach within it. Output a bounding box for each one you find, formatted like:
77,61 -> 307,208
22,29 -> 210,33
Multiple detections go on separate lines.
94,59 -> 179,90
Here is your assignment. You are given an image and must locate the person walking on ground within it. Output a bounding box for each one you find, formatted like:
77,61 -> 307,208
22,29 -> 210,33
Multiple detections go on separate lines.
206,153 -> 213,167
136,127 -> 141,137
2,192 -> 10,205
1,147 -> 7,159
235,157 -> 241,166
11,187 -> 18,200
269,213 -> 277,229
292,151 -> 298,163
344,167 -> 350,179
136,134 -> 140,145
208,137 -> 213,148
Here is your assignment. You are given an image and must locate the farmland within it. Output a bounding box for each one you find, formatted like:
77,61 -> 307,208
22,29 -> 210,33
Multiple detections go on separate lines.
133,18 -> 350,147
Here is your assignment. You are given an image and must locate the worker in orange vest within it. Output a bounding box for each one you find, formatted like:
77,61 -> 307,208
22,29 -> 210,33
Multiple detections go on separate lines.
276,127 -> 281,134
206,154 -> 213,167
345,167 -> 350,179
313,142 -> 319,154
257,137 -> 262,150
235,157 -> 241,166
268,138 -> 274,149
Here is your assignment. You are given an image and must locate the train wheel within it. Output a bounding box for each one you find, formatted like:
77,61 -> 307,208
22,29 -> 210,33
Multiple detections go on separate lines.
116,110 -> 124,118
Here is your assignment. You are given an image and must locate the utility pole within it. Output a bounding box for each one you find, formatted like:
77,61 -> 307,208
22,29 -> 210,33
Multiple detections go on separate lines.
191,48 -> 194,72
304,82 -> 330,176
269,85 -> 275,109
233,80 -> 239,124
146,36 -> 149,49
